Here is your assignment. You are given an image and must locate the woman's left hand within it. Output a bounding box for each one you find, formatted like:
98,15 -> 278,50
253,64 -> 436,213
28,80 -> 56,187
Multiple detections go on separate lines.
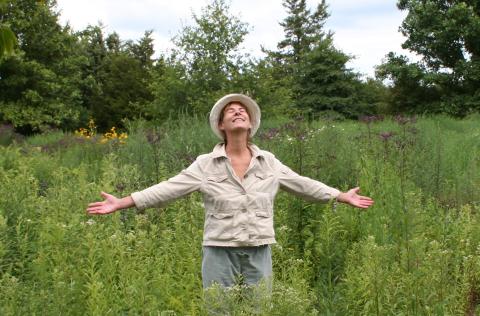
336,187 -> 374,209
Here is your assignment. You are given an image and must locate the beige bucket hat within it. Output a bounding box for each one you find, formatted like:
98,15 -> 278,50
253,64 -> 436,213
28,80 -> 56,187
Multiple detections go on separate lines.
209,93 -> 261,139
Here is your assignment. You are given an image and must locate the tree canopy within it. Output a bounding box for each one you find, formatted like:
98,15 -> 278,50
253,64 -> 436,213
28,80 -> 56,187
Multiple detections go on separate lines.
3,0 -> 477,134
378,0 -> 480,116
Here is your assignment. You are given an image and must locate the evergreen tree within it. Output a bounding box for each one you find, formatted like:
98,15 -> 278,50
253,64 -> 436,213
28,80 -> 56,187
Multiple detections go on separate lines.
76,25 -> 108,118
105,32 -> 121,53
266,0 -> 330,85
296,37 -> 372,118
127,30 -> 155,69
275,0 -> 330,67
270,0 -> 370,117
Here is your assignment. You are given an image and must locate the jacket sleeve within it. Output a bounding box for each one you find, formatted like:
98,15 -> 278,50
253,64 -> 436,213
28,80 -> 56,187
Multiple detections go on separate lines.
130,159 -> 203,210
272,157 -> 340,202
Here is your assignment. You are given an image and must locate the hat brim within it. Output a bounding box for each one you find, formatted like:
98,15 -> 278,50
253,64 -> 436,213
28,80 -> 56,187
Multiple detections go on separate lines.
209,94 -> 261,140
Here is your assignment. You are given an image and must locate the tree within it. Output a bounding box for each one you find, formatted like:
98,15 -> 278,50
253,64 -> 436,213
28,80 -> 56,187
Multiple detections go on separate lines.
268,0 -> 372,118
274,0 -> 330,67
399,0 -> 480,72
126,30 -> 155,69
172,0 -> 249,113
0,0 -> 85,133
93,53 -> 152,128
0,0 -> 17,57
296,37 -> 372,118
105,32 -> 121,53
266,0 -> 331,88
146,56 -> 191,120
258,0 -> 330,116
378,0 -> 480,115
78,26 -> 154,129
376,52 -> 441,114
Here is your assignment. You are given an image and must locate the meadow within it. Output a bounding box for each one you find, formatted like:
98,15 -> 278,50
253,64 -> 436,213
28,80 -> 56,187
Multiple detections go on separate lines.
1,114 -> 479,315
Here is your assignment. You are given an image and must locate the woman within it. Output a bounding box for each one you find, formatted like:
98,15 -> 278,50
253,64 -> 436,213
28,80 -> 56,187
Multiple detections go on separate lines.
87,93 -> 373,296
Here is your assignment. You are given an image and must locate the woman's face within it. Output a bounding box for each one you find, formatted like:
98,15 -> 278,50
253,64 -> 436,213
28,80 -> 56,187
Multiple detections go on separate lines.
218,102 -> 252,136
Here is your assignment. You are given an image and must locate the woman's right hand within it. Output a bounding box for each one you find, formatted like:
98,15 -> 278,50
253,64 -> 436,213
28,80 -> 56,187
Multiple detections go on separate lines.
87,191 -> 124,215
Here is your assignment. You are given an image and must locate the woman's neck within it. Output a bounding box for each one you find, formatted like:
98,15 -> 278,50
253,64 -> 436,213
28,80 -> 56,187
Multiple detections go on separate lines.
224,133 -> 249,157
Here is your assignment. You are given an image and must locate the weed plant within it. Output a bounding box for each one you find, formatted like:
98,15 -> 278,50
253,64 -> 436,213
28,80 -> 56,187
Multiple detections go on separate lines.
0,115 -> 479,315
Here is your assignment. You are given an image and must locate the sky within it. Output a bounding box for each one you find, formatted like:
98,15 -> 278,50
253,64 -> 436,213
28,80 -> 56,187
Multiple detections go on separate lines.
56,0 -> 419,78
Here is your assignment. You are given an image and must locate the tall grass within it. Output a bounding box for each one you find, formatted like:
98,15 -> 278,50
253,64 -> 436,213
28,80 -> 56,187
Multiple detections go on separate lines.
0,114 -> 479,315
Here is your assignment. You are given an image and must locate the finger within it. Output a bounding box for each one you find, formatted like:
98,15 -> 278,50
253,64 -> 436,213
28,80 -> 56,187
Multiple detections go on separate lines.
87,206 -> 106,212
88,208 -> 110,215
359,202 -> 374,207
88,210 -> 105,215
360,199 -> 374,204
358,201 -> 373,206
358,196 -> 373,201
356,203 -> 370,209
352,196 -> 373,203
88,202 -> 105,207
100,191 -> 111,199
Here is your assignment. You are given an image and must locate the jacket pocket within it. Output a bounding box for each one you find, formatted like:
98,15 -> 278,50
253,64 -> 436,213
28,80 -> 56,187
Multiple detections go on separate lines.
254,210 -> 275,239
204,211 -> 235,241
204,173 -> 231,196
255,172 -> 273,180
207,174 -> 228,182
211,212 -> 234,220
253,172 -> 277,194
255,211 -> 271,218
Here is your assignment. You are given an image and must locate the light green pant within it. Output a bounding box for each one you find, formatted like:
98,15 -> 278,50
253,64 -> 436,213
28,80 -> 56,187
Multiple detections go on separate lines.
202,245 -> 272,288
202,245 -> 273,315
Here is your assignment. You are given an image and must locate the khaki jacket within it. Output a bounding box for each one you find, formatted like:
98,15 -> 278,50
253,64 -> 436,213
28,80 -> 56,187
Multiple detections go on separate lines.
131,143 -> 340,247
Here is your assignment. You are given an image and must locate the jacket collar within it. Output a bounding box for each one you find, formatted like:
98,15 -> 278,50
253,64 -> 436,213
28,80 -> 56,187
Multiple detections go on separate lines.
212,143 -> 264,159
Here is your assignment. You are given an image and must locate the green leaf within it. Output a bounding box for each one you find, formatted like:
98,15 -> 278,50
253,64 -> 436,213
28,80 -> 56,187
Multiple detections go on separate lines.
0,25 -> 18,57
0,0 -> 7,12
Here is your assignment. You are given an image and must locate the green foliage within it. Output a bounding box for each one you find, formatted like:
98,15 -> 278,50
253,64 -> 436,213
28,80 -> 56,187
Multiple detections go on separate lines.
265,0 -> 331,106
1,115 -> 480,314
398,0 -> 480,71
273,0 -> 330,68
296,38 -> 371,118
0,55 -> 84,132
355,78 -> 390,115
378,0 -> 480,116
0,24 -> 17,57
145,57 -> 191,121
0,0 -> 391,134
171,0 -> 249,114
267,0 -> 380,119
0,2 -> 156,133
376,53 -> 441,114
0,0 -> 85,132
77,26 -> 154,130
